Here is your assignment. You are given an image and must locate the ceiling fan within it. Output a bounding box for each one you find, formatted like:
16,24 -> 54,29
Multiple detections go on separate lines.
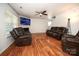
35,10 -> 48,17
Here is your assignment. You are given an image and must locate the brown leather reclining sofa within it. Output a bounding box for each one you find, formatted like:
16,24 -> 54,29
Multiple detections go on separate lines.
46,27 -> 68,40
10,27 -> 32,46
62,31 -> 79,55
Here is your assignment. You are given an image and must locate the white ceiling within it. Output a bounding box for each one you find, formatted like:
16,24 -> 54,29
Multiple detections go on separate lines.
9,3 -> 79,19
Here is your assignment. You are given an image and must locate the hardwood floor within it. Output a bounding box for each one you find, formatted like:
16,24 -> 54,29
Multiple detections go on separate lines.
0,33 -> 69,56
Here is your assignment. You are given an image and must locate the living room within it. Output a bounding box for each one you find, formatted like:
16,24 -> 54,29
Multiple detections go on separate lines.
0,3 -> 79,56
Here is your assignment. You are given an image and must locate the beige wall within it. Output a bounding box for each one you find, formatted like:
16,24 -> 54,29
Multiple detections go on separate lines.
19,17 -> 48,33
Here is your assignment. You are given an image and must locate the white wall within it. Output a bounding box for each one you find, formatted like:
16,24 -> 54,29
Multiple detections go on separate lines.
19,18 -> 48,33
30,18 -> 48,33
51,7 -> 79,35
0,4 -> 18,54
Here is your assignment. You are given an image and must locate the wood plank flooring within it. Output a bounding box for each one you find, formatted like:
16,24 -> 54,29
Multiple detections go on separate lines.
0,33 -> 69,56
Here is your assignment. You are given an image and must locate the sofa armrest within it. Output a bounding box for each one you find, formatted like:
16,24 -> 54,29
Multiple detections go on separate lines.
61,34 -> 75,41
10,31 -> 18,39
63,34 -> 75,38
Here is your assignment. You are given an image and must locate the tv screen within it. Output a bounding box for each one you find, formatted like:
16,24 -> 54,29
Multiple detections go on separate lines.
20,17 -> 31,25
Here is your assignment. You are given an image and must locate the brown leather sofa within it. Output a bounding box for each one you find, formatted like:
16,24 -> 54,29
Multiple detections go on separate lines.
46,27 -> 68,40
10,27 -> 32,46
62,31 -> 79,55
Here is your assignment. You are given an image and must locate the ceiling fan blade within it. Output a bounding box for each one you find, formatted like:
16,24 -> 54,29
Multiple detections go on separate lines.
43,13 -> 47,15
35,10 -> 47,17
42,11 -> 46,14
35,13 -> 39,15
35,11 -> 40,14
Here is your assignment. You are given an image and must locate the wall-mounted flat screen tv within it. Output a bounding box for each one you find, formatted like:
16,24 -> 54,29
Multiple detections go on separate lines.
20,17 -> 31,25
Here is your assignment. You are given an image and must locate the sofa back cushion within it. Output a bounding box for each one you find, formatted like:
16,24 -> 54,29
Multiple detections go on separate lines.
51,27 -> 68,34
23,28 -> 31,35
51,27 -> 58,32
13,27 -> 24,36
23,28 -> 29,32
58,27 -> 68,33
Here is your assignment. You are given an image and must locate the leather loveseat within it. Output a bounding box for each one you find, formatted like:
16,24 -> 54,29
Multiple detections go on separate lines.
46,27 -> 68,40
10,27 -> 32,46
62,31 -> 79,55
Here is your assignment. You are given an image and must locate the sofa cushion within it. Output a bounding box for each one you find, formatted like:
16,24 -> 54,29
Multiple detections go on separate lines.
23,28 -> 29,32
19,35 -> 30,39
13,27 -> 24,36
51,27 -> 67,34
57,27 -> 65,33
23,28 -> 30,35
51,27 -> 58,32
